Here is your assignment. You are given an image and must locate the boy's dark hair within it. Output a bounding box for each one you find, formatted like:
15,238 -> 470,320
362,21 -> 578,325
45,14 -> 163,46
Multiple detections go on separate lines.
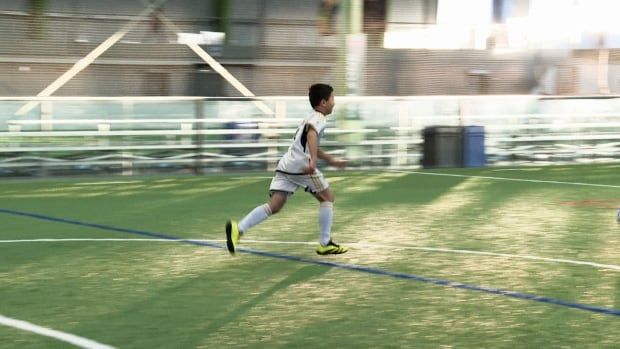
308,83 -> 334,108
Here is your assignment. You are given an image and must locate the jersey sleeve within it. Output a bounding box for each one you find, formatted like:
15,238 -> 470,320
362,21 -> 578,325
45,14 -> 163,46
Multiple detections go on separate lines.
305,113 -> 325,134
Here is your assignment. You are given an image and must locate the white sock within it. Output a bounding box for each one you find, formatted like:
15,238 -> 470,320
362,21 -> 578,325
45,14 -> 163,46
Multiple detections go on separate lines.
319,201 -> 333,246
238,204 -> 272,234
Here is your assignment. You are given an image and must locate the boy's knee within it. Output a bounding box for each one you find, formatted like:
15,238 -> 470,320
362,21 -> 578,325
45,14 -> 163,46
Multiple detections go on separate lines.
325,192 -> 335,203
316,190 -> 334,203
320,201 -> 334,208
268,201 -> 284,214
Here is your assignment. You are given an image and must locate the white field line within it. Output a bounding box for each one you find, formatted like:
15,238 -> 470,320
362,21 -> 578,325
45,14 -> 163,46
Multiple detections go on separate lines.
74,181 -> 144,186
230,176 -> 274,180
0,314 -> 115,349
389,170 -> 620,189
2,238 -> 619,271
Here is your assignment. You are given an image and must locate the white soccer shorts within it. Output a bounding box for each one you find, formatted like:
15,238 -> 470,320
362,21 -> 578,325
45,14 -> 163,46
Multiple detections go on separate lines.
269,170 -> 329,195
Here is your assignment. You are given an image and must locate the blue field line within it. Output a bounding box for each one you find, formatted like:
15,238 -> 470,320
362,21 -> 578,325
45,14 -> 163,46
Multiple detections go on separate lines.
1,207 -> 619,318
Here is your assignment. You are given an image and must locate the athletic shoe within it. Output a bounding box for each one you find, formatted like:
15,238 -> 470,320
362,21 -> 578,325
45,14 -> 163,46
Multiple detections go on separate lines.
225,220 -> 240,254
316,240 -> 348,255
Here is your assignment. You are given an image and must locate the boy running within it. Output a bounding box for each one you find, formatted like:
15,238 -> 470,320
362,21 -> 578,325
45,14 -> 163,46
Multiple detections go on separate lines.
226,83 -> 348,255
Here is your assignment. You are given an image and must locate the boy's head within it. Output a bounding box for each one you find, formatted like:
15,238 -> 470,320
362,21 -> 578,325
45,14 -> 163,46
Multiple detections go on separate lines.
309,83 -> 335,115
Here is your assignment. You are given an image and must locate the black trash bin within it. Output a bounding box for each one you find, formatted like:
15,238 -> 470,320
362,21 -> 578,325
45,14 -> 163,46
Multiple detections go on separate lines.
422,126 -> 463,168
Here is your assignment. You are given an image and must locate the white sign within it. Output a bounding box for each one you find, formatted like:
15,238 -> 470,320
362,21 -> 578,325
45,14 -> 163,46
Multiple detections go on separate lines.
177,31 -> 225,45
346,34 -> 367,95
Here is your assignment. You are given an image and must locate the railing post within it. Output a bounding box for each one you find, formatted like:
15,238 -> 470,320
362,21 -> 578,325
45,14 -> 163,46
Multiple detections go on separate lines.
266,100 -> 286,171
393,100 -> 409,168
39,100 -> 53,176
194,99 -> 205,175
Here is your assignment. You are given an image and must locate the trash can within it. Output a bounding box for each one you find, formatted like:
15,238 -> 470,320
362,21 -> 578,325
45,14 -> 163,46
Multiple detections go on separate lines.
222,121 -> 263,170
422,126 -> 463,168
462,125 -> 485,167
223,121 -> 260,156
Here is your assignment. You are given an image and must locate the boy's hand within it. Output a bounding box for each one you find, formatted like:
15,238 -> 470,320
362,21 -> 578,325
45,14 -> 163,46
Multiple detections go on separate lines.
303,161 -> 317,174
330,159 -> 347,169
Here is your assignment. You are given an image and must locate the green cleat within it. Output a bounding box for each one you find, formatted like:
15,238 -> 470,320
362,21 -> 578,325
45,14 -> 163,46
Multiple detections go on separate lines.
225,220 -> 240,254
316,240 -> 348,255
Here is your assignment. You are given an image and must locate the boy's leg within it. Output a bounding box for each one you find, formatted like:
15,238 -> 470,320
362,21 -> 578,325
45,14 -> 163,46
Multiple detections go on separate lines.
314,190 -> 347,255
314,189 -> 334,246
237,204 -> 272,234
237,172 -> 296,234
226,173 -> 295,254
227,204 -> 271,254
238,191 -> 287,233
303,172 -> 347,255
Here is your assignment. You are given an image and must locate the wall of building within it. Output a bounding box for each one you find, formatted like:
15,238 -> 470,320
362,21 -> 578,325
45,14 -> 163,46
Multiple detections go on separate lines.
0,0 -> 614,97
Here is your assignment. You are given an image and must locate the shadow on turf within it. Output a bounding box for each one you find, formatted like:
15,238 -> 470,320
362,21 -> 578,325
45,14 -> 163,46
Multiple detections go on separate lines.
197,265 -> 329,342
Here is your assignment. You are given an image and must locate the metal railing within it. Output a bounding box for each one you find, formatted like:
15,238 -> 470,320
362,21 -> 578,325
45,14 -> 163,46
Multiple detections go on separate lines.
1,95 -> 620,176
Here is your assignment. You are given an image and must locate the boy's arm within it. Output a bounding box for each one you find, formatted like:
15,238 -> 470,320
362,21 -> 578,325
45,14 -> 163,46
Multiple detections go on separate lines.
318,149 -> 347,169
303,126 -> 348,174
303,127 -> 319,174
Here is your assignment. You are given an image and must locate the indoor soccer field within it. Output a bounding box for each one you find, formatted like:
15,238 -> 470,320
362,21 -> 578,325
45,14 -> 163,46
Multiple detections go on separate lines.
1,164 -> 619,348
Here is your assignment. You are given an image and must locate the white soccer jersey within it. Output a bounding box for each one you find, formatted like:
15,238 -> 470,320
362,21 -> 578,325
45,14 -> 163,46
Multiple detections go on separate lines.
276,111 -> 327,174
